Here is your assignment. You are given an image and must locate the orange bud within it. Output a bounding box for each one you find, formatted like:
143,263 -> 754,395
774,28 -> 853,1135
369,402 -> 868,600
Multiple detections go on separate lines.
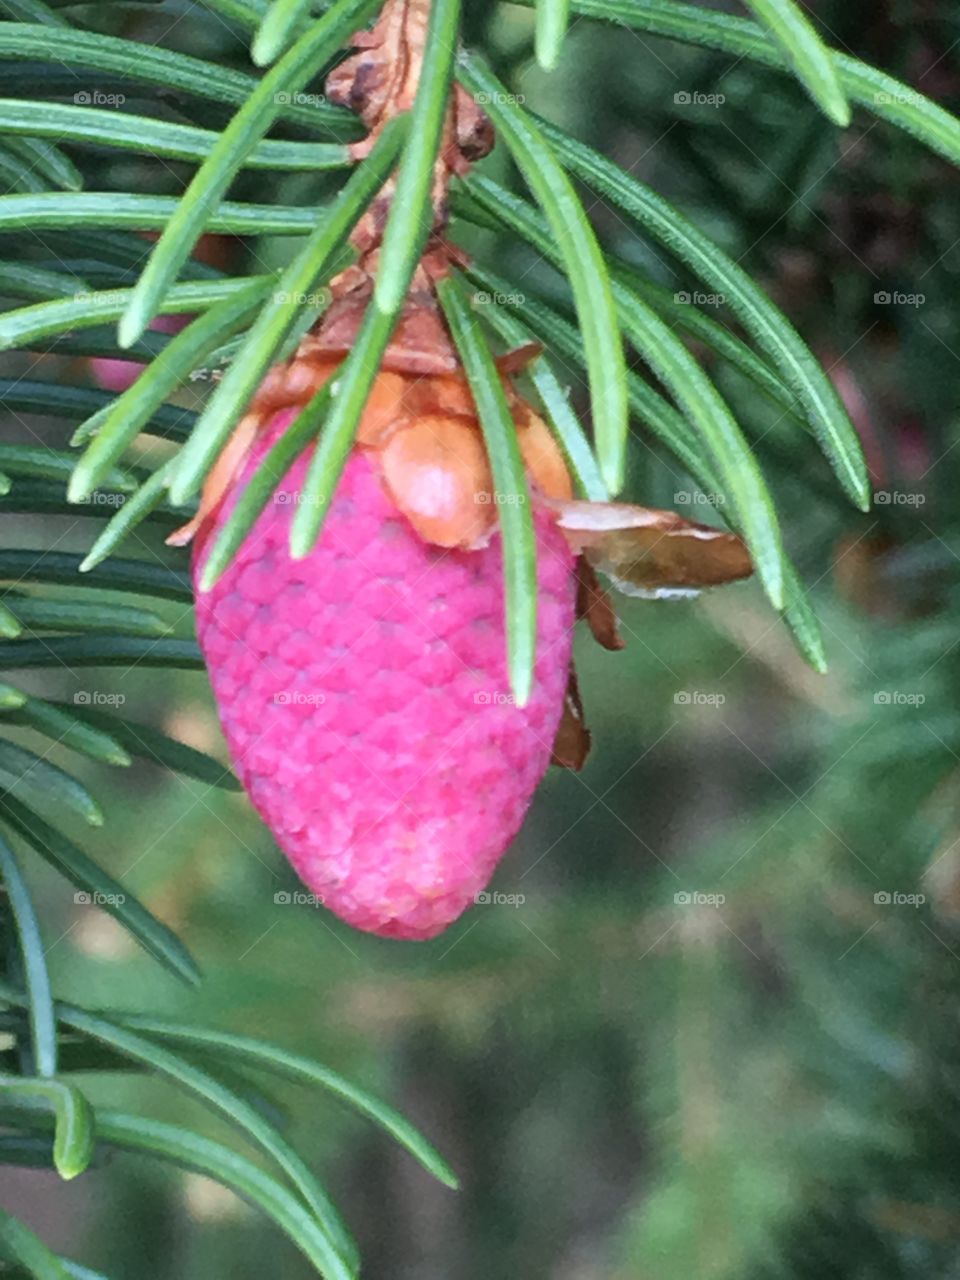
519,412 -> 573,501
171,359 -> 574,553
380,414 -> 495,548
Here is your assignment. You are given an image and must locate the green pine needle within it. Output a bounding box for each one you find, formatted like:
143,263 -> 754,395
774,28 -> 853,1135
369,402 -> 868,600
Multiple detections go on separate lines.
373,0 -> 461,315
169,115 -> 407,509
457,53 -> 629,495
535,0 -> 571,70
117,0 -> 381,349
289,304 -> 398,558
742,0 -> 851,126
437,276 -> 538,706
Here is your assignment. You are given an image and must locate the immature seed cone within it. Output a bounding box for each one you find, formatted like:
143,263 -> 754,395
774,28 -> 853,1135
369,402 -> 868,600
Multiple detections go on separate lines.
190,352 -> 578,940
168,2 -> 754,941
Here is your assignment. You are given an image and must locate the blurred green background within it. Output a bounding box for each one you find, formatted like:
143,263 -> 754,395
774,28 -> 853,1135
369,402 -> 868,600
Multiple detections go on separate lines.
3,1 -> 960,1276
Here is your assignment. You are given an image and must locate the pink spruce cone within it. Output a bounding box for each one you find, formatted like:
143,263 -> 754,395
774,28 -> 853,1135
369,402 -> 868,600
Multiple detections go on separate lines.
193,409 -> 577,940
